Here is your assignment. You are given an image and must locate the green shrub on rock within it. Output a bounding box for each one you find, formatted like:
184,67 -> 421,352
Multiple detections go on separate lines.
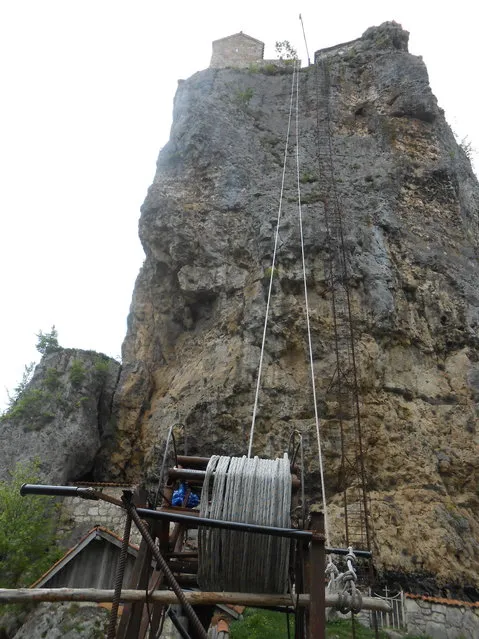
2,388 -> 55,429
35,326 -> 60,355
69,360 -> 86,387
0,461 -> 61,588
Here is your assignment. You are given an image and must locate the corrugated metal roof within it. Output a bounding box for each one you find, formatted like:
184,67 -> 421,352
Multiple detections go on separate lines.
31,526 -> 139,588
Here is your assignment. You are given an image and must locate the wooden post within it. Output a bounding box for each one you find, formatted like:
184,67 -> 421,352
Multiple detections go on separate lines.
295,540 -> 307,639
138,521 -> 169,639
309,512 -> 326,639
116,535 -> 153,639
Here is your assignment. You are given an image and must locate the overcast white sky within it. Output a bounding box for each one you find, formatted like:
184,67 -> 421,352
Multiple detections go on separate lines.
0,1 -> 477,409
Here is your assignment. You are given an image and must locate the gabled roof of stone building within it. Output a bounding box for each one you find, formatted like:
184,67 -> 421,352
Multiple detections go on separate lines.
212,32 -> 264,46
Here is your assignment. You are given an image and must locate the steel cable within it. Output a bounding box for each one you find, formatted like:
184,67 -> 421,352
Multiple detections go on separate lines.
198,455 -> 291,594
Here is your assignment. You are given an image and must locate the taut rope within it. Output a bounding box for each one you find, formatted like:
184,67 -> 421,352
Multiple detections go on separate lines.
247,62 -> 298,458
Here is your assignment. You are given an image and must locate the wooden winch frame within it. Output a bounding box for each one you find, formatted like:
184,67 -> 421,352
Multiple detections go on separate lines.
116,454 -> 327,639
6,454 -> 390,639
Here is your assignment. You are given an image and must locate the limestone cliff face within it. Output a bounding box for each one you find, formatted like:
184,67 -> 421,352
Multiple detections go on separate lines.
109,22 -> 479,594
0,349 -> 120,484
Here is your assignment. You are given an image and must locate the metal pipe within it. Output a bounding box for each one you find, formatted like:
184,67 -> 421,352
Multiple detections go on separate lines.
135,509 -> 372,557
325,546 -> 371,559
168,468 -> 301,489
176,456 -> 210,469
19,484 -> 373,556
20,484 -> 98,499
136,507 -> 312,541
168,608 -> 193,639
176,456 -> 299,474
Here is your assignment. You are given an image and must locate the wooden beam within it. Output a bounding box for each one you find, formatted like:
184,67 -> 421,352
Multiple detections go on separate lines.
0,589 -> 391,612
169,560 -> 199,574
138,520 -> 169,639
176,455 -> 211,469
309,512 -> 326,639
175,456 -> 300,474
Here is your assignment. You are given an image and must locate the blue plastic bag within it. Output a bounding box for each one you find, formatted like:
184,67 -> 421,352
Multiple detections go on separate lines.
172,482 -> 199,508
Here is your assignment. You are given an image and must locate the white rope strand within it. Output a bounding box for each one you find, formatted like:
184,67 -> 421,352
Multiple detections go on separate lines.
247,62 -> 298,458
294,64 -> 331,548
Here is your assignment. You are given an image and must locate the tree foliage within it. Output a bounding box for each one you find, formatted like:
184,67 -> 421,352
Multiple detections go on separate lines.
274,40 -> 298,60
69,359 -> 86,387
0,461 -> 61,587
5,362 -> 35,409
35,325 -> 60,355
460,136 -> 475,162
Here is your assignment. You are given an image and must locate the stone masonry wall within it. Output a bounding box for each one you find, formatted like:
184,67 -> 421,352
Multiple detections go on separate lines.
405,595 -> 479,639
210,33 -> 264,68
314,37 -> 361,64
59,486 -> 142,547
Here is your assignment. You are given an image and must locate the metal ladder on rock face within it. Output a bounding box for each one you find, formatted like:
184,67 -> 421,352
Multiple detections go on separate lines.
314,52 -> 374,557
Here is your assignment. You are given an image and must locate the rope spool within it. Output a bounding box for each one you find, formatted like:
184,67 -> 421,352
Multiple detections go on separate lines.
198,455 -> 292,594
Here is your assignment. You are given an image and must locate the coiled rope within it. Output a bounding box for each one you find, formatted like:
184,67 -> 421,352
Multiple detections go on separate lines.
198,455 -> 291,594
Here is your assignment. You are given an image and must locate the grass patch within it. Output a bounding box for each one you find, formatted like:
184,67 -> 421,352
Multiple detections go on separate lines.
230,611 -> 431,639
234,87 -> 254,110
230,610 -> 398,639
264,266 -> 280,280
300,172 -> 318,184
326,618 -> 390,638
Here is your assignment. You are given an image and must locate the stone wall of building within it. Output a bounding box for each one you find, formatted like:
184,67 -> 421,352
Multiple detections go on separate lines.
314,37 -> 361,64
210,33 -> 264,68
405,595 -> 479,639
59,485 -> 143,547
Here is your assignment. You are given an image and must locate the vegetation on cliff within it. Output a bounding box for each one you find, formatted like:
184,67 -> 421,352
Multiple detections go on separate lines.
0,461 -> 60,588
